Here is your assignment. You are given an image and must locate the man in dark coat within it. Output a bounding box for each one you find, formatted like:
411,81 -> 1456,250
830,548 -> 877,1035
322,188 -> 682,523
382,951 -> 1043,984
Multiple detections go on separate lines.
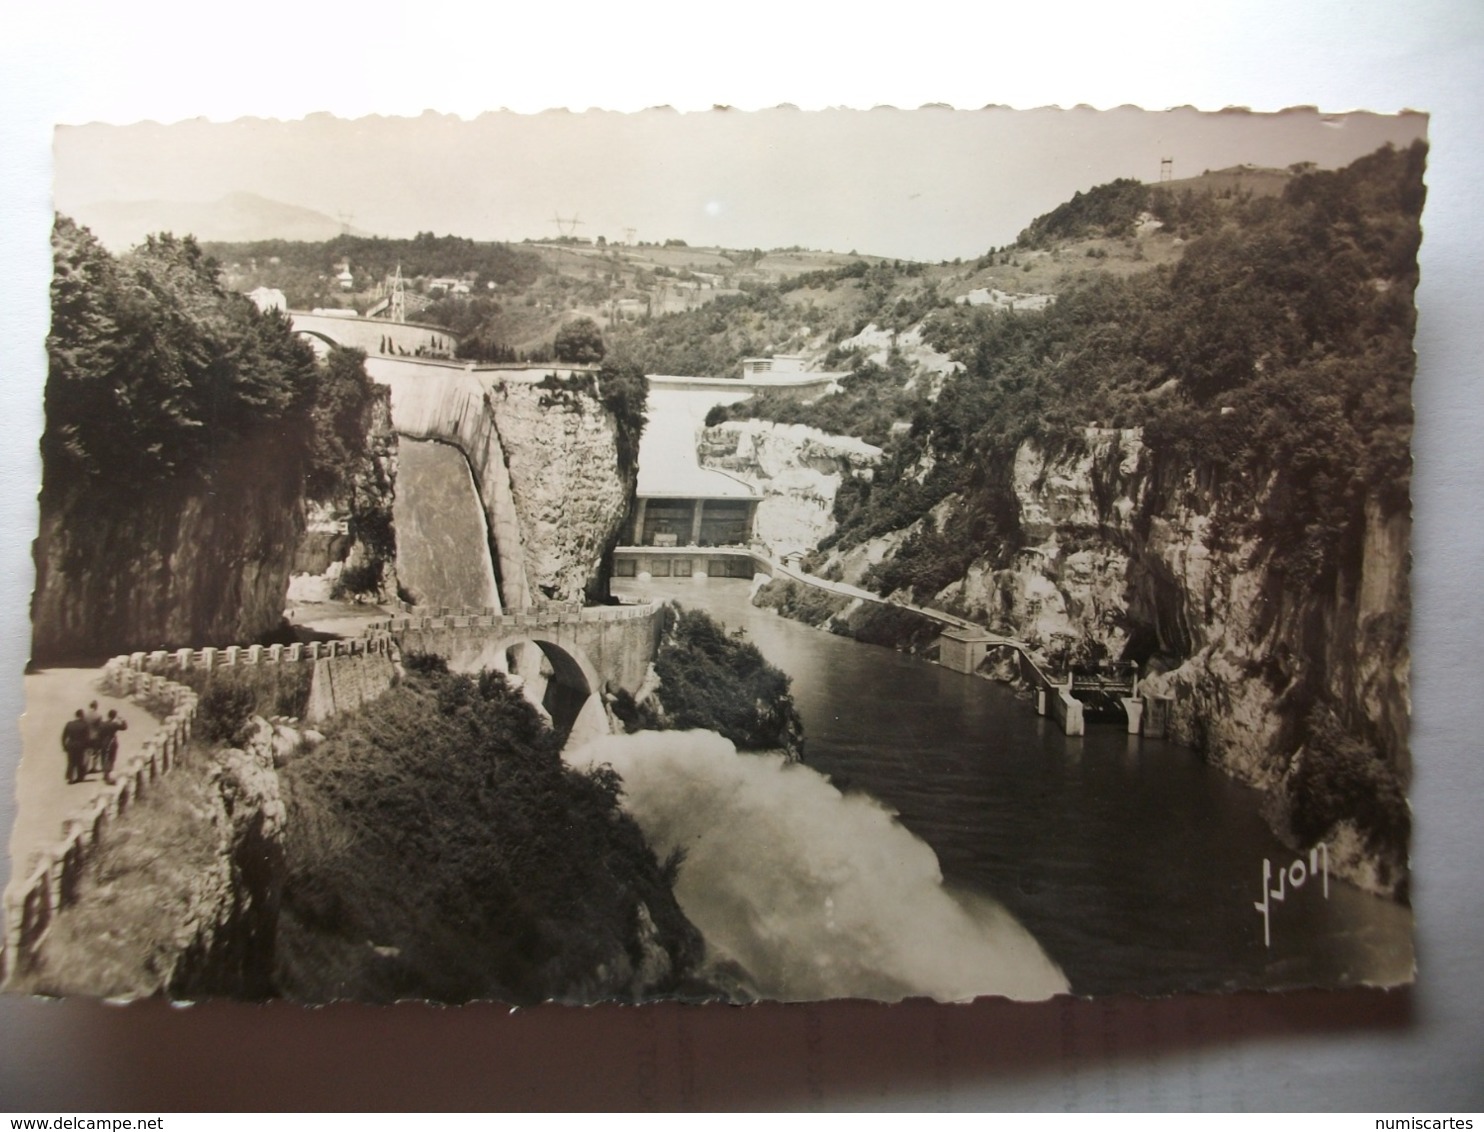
82,700 -> 104,776
97,709 -> 127,785
61,709 -> 90,784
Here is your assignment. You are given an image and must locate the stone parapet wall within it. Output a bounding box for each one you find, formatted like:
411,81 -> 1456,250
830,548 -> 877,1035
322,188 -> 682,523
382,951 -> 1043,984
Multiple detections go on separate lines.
369,600 -> 656,636
304,653 -> 397,723
129,635 -> 394,675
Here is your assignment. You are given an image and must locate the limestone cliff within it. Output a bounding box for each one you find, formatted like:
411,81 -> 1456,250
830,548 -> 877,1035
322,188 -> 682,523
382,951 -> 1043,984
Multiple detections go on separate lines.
168,724 -> 289,999
32,431 -> 308,663
697,420 -> 881,554
830,427 -> 1411,894
289,386 -> 400,603
372,365 -> 633,608
493,378 -> 634,603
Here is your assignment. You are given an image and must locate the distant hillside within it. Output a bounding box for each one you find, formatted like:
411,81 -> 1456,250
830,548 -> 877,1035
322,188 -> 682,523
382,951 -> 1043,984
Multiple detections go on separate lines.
1016,165 -> 1295,249
1163,163 -> 1293,199
70,192 -> 359,250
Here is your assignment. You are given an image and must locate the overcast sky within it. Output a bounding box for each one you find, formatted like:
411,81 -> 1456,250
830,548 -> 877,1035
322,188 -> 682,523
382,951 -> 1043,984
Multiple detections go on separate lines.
55,106 -> 1426,263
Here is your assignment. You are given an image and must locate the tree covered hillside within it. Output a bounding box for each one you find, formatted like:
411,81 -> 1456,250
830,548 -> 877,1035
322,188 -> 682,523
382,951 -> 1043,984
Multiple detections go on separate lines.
37,217 -> 381,660
716,141 -> 1425,891
47,217 -> 378,502
819,141 -> 1424,600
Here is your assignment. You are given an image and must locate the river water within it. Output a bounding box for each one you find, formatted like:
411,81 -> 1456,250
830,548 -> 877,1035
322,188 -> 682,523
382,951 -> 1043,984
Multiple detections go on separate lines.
612,576 -> 1414,998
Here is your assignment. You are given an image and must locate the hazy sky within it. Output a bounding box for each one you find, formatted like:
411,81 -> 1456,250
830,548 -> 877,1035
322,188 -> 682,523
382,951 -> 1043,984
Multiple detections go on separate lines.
54,106 -> 1426,262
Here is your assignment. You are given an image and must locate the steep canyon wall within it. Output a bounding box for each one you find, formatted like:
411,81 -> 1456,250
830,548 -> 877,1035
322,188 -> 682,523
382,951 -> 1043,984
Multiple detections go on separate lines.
698,420 -> 882,553
821,427 -> 1411,892
32,431 -> 310,662
289,385 -> 400,603
371,363 -> 632,606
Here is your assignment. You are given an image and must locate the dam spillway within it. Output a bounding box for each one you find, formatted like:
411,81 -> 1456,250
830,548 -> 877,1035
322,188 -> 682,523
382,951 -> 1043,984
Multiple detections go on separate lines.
393,438 -> 501,611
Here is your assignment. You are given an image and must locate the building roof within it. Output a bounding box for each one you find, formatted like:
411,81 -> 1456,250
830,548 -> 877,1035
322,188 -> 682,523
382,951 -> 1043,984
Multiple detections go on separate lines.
637,462 -> 757,500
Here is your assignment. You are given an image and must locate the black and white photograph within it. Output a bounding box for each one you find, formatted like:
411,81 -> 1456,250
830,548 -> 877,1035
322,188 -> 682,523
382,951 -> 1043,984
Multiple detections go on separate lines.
0,105 -> 1429,1010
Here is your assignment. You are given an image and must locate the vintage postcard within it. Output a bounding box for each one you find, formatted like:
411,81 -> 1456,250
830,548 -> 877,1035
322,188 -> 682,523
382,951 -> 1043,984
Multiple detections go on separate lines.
3,106 -> 1424,1004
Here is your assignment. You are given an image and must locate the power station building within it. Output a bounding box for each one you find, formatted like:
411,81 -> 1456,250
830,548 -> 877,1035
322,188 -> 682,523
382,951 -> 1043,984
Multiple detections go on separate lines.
614,457 -> 762,579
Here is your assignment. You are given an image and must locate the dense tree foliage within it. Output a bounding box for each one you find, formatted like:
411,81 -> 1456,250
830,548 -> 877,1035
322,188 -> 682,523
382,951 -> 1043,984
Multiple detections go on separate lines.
752,577 -> 850,627
275,661 -> 704,1003
597,359 -> 649,480
554,315 -> 606,363
647,607 -> 804,754
820,141 -> 1424,599
603,258 -> 931,378
204,231 -> 542,293
1017,178 -> 1153,248
45,217 -> 377,505
707,350 -> 924,448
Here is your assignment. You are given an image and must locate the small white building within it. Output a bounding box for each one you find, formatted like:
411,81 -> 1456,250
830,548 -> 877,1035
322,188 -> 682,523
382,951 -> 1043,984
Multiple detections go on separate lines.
246,286 -> 287,313
741,355 -> 809,377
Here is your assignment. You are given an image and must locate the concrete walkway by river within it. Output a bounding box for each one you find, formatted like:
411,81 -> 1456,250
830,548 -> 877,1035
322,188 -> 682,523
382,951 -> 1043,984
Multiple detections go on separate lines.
770,557 -> 1009,637
6,668 -> 164,895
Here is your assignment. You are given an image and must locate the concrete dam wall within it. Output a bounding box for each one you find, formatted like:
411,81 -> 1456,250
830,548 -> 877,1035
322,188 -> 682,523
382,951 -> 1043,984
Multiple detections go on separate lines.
369,361 -> 630,609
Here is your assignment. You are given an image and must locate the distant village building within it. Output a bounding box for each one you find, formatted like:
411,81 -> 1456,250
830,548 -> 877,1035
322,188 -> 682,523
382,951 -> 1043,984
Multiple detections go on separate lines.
428,276 -> 472,295
741,355 -> 809,377
246,286 -> 287,313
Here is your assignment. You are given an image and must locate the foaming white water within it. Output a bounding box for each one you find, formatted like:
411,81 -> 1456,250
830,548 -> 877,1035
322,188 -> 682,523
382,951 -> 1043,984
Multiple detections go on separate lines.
568,730 -> 1068,1002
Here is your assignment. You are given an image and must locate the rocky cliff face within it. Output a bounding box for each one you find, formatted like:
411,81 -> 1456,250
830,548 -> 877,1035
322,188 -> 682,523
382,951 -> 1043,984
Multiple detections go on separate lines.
373,366 -> 631,608
492,380 -> 633,603
698,420 -> 881,554
820,426 -> 1411,894
32,431 -> 308,662
289,386 -> 400,603
167,723 -> 289,998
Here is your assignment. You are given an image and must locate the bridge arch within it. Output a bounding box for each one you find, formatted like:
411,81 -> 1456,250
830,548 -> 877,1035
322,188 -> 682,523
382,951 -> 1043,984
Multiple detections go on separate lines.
451,632 -> 609,749
295,328 -> 340,355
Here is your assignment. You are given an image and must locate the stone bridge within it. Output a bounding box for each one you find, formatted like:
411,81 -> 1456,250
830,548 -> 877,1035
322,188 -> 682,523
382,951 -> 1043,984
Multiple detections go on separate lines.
369,601 -> 662,748
290,311 -> 457,358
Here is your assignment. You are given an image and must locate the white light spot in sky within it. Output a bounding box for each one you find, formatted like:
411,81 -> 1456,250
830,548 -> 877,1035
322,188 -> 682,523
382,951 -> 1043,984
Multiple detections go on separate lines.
704,200 -> 724,218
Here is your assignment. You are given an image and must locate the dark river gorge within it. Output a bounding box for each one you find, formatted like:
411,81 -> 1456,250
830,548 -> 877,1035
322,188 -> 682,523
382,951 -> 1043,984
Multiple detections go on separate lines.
611,576 -> 1413,998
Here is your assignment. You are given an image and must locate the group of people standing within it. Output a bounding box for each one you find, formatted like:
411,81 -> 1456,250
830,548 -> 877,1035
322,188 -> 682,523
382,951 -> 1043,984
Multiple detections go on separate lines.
60,700 -> 127,786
